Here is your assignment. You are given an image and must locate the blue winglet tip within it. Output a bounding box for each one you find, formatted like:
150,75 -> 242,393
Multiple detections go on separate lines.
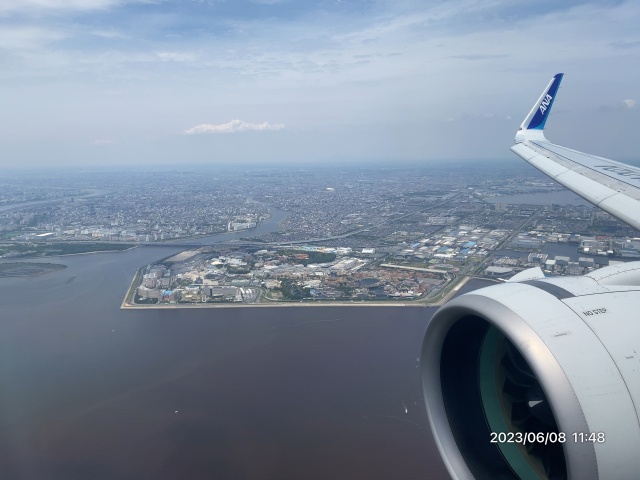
526,73 -> 564,130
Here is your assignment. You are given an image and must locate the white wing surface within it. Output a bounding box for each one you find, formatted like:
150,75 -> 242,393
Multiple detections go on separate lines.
511,73 -> 640,231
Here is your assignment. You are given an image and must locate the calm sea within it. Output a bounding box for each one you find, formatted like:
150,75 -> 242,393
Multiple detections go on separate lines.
0,246 -> 485,480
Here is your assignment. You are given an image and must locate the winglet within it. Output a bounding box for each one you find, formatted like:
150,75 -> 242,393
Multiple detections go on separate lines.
515,73 -> 564,143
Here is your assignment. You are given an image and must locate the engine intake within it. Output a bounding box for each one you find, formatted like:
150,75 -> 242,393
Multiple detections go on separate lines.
421,268 -> 640,480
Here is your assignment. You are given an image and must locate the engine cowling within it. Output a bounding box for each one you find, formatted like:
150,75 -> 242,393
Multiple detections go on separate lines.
421,262 -> 640,480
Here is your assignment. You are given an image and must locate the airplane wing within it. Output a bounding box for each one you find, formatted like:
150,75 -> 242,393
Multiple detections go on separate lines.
423,75 -> 640,480
511,73 -> 640,231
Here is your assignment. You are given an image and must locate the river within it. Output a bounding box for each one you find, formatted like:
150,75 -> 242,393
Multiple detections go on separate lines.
487,189 -> 592,206
170,205 -> 289,245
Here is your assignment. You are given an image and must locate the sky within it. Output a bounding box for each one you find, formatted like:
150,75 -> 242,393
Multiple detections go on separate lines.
1,0 -> 639,167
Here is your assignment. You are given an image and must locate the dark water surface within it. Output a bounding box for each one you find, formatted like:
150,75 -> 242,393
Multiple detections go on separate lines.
0,247 -> 456,480
487,189 -> 591,206
172,205 -> 289,245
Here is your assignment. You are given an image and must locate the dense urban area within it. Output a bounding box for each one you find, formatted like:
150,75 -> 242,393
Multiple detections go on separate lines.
2,161 -> 639,305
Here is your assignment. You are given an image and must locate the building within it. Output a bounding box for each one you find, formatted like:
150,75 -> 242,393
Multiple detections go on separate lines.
528,253 -> 548,264
485,266 -> 513,277
567,262 -> 583,276
578,257 -> 595,268
511,236 -> 544,249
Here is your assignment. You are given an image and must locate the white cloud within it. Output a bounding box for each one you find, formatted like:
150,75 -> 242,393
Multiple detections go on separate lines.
0,26 -> 66,51
184,120 -> 285,135
90,29 -> 128,39
0,0 -> 152,14
623,99 -> 636,109
155,51 -> 196,62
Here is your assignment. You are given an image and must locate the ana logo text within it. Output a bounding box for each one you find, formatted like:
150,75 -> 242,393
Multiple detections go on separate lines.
539,94 -> 553,114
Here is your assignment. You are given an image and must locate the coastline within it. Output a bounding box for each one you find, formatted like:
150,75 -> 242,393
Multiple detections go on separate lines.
121,300 -> 422,309
120,268 -> 474,309
122,260 -> 433,309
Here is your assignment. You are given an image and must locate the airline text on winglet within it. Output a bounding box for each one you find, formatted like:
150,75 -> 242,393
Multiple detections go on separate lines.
539,94 -> 553,114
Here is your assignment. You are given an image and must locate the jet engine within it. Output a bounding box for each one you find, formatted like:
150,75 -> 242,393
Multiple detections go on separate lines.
421,261 -> 640,480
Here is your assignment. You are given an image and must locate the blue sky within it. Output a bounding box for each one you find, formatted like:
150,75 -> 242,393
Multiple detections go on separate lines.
1,0 -> 639,166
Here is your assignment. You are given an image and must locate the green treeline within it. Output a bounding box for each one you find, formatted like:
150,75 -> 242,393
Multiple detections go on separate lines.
277,250 -> 336,266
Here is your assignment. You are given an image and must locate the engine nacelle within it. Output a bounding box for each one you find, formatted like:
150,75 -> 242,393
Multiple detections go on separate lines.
421,262 -> 640,479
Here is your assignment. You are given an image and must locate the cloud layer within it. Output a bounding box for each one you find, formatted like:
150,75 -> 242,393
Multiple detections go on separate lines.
184,120 -> 285,135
